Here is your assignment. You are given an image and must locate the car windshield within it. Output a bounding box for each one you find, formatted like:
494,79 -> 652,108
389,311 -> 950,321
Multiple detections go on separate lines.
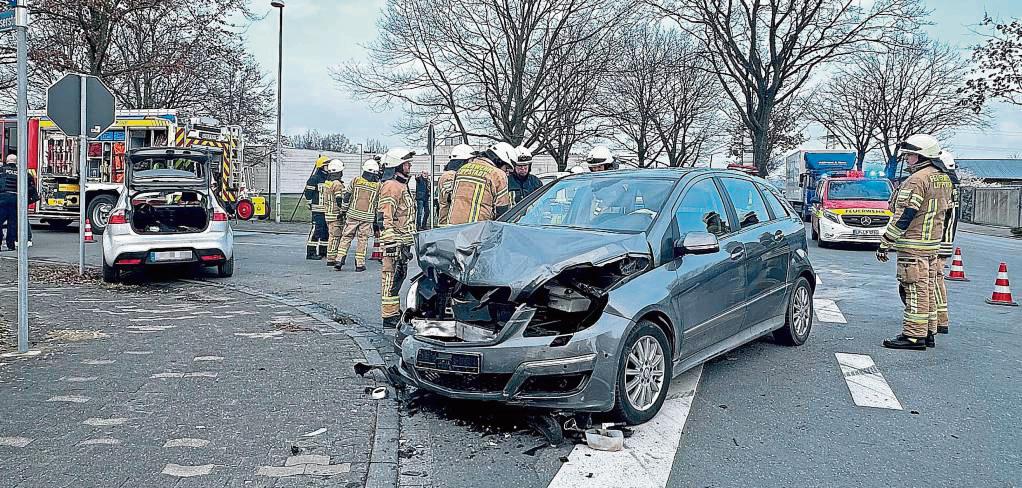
828,180 -> 892,201
507,177 -> 676,233
132,157 -> 206,181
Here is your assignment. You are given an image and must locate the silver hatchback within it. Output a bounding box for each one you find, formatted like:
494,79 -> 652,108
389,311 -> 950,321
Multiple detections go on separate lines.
101,147 -> 234,282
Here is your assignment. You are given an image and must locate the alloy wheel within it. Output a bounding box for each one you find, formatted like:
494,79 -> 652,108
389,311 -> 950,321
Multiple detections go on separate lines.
792,285 -> 812,338
624,336 -> 666,411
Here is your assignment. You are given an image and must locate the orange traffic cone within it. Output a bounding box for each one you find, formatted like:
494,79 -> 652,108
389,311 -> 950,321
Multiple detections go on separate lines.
945,248 -> 969,281
83,219 -> 95,243
985,262 -> 1018,307
370,234 -> 383,261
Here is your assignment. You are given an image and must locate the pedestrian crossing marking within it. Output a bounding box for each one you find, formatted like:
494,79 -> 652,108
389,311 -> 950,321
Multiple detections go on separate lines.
835,353 -> 903,410
814,298 -> 847,323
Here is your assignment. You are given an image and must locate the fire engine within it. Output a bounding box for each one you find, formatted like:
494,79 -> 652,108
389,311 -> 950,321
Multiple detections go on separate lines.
0,110 -> 267,234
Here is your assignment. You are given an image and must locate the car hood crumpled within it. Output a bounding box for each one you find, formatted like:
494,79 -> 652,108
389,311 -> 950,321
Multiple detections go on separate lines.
415,220 -> 651,300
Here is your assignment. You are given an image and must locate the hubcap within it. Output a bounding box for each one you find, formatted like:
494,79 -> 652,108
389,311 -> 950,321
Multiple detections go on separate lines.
624,336 -> 666,411
792,285 -> 812,337
93,203 -> 113,228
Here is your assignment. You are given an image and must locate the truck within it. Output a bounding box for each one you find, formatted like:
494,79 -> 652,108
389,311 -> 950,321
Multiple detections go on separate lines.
780,149 -> 858,220
0,110 -> 267,234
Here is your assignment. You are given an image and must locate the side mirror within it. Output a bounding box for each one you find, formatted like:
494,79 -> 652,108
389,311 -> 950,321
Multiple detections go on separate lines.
675,232 -> 720,256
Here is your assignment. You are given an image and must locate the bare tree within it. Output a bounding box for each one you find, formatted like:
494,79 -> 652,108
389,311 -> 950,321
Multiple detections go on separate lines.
653,36 -> 721,167
605,24 -> 669,167
962,15 -> 1022,111
649,0 -> 925,175
726,94 -> 811,170
811,68 -> 882,169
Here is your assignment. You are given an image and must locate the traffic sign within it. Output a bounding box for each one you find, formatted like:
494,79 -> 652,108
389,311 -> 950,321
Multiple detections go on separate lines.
45,74 -> 116,138
0,0 -> 17,32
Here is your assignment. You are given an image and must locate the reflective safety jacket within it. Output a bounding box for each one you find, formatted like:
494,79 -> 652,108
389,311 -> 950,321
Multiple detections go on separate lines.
378,175 -> 416,246
939,170 -> 960,258
447,157 -> 510,225
436,170 -> 457,227
881,165 -> 953,256
322,180 -> 345,222
304,169 -> 327,212
345,173 -> 381,223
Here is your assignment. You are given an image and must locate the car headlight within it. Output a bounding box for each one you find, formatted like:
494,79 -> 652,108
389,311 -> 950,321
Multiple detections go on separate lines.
823,210 -> 841,223
406,278 -> 419,311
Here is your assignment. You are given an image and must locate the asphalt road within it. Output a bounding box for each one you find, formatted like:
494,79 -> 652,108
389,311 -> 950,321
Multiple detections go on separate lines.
12,222 -> 1022,487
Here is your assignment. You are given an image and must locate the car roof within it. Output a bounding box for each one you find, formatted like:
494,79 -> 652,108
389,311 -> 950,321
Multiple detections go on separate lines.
561,167 -> 752,181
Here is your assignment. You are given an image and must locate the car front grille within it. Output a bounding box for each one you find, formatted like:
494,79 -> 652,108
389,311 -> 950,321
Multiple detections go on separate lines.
841,215 -> 889,228
416,369 -> 511,394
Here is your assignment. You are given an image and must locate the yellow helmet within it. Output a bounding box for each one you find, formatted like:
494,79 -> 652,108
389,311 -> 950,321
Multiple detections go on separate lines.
314,155 -> 331,168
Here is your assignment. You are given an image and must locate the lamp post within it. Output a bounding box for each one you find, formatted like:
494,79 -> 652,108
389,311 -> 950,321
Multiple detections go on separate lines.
271,0 -> 285,223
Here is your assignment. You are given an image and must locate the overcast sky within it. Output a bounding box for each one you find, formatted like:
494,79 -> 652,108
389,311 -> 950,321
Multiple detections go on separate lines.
244,0 -> 1022,159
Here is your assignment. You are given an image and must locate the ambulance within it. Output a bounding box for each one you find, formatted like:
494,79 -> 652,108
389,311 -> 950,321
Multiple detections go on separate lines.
808,171 -> 894,247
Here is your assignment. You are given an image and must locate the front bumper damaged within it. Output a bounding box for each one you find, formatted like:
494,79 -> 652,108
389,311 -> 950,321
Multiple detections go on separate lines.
395,311 -> 631,412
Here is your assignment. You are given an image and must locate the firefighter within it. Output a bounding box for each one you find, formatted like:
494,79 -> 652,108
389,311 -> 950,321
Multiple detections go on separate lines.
586,146 -> 617,172
508,145 -> 543,205
876,134 -> 953,350
446,142 -> 514,225
323,159 -> 346,266
436,143 -> 475,227
569,164 -> 591,174
335,159 -> 381,271
936,151 -> 960,334
304,156 -> 331,260
378,148 -> 417,328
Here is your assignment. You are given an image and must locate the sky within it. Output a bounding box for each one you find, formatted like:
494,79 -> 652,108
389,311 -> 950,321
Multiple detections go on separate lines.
244,0 -> 1022,159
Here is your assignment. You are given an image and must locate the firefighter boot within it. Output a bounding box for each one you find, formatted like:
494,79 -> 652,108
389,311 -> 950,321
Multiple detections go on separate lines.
882,334 -> 927,351
306,246 -> 320,260
926,332 -> 936,348
383,316 -> 400,329
326,260 -> 336,266
355,264 -> 366,272
334,256 -> 345,271
937,325 -> 949,334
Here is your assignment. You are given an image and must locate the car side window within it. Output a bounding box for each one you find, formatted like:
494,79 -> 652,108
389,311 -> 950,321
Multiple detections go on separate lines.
720,178 -> 770,228
674,179 -> 733,237
759,183 -> 790,219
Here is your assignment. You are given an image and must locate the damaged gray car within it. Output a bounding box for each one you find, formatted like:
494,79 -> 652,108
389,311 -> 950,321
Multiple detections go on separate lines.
396,169 -> 815,424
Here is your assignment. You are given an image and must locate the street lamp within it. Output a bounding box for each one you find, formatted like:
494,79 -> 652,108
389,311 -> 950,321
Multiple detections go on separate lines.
272,0 -> 285,223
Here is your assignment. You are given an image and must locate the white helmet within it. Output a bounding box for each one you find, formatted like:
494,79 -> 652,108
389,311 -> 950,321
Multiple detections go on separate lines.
361,159 -> 380,174
939,151 -> 956,171
569,164 -> 590,174
899,134 -> 942,160
450,143 -> 476,160
485,142 -> 518,168
587,145 -> 613,168
327,159 -> 344,174
381,147 -> 416,168
516,145 -> 533,164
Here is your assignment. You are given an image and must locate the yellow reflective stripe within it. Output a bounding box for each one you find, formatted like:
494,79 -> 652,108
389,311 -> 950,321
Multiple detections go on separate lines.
469,182 -> 484,222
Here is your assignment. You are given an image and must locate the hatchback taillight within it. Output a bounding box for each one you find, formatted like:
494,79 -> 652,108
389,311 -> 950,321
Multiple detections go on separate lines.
212,211 -> 228,222
108,210 -> 127,225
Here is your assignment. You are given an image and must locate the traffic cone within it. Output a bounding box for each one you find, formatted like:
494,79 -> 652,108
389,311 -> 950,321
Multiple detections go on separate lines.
370,233 -> 383,261
83,219 -> 95,243
945,248 -> 969,281
985,262 -> 1018,307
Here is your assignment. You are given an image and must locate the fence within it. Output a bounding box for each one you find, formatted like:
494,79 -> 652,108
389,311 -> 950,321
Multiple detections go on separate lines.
960,186 -> 1022,228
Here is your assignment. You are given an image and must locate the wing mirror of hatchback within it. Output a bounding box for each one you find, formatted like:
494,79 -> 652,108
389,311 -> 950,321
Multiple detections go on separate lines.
675,232 -> 720,256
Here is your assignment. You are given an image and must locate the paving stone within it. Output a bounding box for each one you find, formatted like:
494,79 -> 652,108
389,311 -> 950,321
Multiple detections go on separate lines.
284,454 -> 330,466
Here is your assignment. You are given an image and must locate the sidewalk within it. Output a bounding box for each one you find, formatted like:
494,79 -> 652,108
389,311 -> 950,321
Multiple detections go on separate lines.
958,222 -> 1022,239
0,263 -> 381,487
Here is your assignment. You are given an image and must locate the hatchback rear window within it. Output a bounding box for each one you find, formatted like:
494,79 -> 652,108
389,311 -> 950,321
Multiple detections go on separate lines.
132,157 -> 207,180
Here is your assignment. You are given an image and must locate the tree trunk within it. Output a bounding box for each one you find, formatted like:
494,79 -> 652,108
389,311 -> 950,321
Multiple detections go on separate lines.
855,148 -> 867,171
751,128 -> 771,177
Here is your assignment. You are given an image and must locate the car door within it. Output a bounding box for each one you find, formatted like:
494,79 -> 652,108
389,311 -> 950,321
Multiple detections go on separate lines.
718,177 -> 791,330
668,177 -> 747,357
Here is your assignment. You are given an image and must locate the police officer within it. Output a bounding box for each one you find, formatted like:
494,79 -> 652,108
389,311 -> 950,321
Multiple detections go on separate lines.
436,144 -> 475,227
877,134 -> 953,350
586,146 -> 617,172
378,148 -> 417,329
323,159 -> 346,266
304,156 -> 331,260
508,145 -> 543,205
446,142 -> 514,225
936,151 -> 960,335
335,159 -> 381,271
0,154 -> 18,251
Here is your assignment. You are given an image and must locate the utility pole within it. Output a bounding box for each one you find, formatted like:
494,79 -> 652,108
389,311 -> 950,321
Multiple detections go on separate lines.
272,1 -> 285,223
13,0 -> 29,352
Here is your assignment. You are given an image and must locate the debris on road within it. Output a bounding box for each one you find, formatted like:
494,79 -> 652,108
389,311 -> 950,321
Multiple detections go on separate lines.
371,386 -> 388,399
584,427 -> 624,452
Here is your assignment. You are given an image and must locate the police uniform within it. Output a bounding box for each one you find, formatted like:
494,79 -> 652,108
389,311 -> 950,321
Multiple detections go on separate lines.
446,156 -> 511,225
304,165 -> 330,259
323,179 -> 346,265
0,161 -> 18,250
336,172 -> 380,270
378,174 -> 416,326
880,165 -> 953,342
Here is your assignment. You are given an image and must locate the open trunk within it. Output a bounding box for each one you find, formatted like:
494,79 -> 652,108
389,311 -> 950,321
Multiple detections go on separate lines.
130,190 -> 211,234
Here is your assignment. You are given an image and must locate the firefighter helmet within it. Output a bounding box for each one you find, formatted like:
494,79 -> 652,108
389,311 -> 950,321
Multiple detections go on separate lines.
450,144 -> 476,161
314,155 -> 331,168
381,147 -> 416,168
898,134 -> 942,160
362,159 -> 380,174
587,146 -> 613,169
516,145 -> 534,165
485,142 -> 518,169
939,151 -> 956,171
569,164 -> 591,174
327,159 -> 344,174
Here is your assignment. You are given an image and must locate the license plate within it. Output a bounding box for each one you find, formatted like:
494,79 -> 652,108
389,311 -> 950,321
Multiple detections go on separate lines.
853,229 -> 880,236
416,349 -> 481,374
150,250 -> 193,262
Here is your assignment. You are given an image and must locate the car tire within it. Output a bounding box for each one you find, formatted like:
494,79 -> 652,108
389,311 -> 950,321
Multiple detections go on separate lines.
217,257 -> 234,278
102,262 -> 119,283
46,219 -> 73,230
773,276 -> 813,346
87,194 -> 118,235
612,320 -> 673,425
811,220 -> 819,241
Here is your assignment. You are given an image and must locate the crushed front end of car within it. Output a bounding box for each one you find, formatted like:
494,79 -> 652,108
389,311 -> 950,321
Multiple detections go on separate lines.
395,220 -> 651,412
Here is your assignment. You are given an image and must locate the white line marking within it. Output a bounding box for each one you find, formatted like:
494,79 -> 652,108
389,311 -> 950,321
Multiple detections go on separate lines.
164,438 -> 210,448
0,437 -> 33,448
548,365 -> 703,488
47,395 -> 90,403
193,356 -> 224,362
835,353 -> 903,410
79,437 -> 122,446
814,298 -> 847,323
162,464 -> 215,477
84,418 -> 128,426
815,273 -> 823,285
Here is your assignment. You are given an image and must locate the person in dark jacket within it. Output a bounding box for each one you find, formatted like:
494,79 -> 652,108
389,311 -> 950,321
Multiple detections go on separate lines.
508,146 -> 542,205
414,171 -> 431,230
0,153 -> 40,250
304,156 -> 331,259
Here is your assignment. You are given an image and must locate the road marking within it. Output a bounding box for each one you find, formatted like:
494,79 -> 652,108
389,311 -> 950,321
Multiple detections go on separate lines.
814,298 -> 847,323
82,359 -> 116,365
162,464 -> 215,477
151,372 -> 218,379
84,418 -> 128,426
0,437 -> 33,448
47,395 -> 90,403
548,365 -> 703,488
193,356 -> 224,362
235,331 -> 285,339
816,273 -> 823,285
164,438 -> 210,448
835,353 -> 903,410
60,376 -> 99,382
79,437 -> 122,446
